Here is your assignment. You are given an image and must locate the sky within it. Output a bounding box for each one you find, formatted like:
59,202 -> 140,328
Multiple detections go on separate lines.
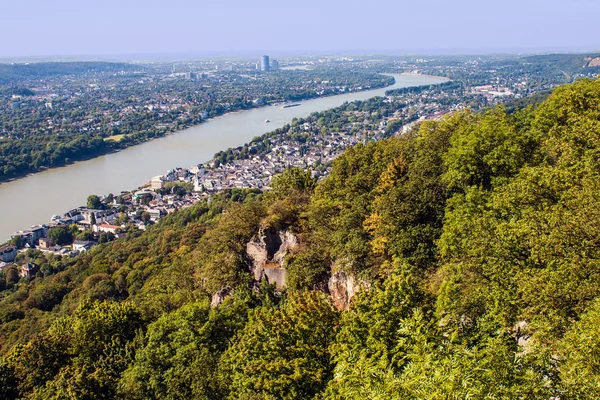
1,0 -> 599,58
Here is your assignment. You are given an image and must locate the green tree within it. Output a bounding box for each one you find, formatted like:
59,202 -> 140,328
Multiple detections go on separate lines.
47,225 -> 73,245
0,360 -> 19,400
324,271 -> 428,397
31,301 -> 143,399
559,298 -> 600,397
269,167 -> 317,200
87,194 -> 103,210
221,291 -> 339,400
4,266 -> 20,285
120,294 -> 252,399
8,235 -> 22,249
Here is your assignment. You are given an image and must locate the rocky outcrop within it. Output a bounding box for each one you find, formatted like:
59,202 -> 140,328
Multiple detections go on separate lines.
211,288 -> 232,308
246,228 -> 298,288
254,267 -> 287,288
328,271 -> 360,310
513,320 -> 533,353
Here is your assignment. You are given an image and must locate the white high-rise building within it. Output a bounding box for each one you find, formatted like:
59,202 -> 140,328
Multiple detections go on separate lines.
260,55 -> 270,72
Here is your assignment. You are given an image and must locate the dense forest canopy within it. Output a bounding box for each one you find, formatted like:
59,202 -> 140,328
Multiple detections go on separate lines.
2,78 -> 600,398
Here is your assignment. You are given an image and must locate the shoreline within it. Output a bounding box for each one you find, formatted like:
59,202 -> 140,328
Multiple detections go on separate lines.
1,73 -> 447,242
399,72 -> 451,81
0,78 -> 395,186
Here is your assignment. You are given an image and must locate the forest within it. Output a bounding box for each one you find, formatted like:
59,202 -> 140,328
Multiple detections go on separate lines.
1,78 -> 600,399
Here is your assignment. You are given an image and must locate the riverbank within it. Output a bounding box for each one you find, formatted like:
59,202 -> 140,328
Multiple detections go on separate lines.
400,72 -> 451,81
0,77 -> 395,186
0,73 -> 448,241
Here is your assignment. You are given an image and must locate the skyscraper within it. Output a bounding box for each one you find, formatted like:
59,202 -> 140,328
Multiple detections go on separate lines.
260,55 -> 270,72
271,59 -> 279,70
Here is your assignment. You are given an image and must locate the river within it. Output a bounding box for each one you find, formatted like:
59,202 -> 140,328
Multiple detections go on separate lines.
0,73 -> 447,241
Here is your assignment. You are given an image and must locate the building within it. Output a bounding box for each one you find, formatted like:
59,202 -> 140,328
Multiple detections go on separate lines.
0,245 -> 17,263
11,225 -> 46,247
146,208 -> 162,222
38,238 -> 55,250
260,55 -> 270,72
73,240 -> 97,253
271,59 -> 279,70
151,175 -> 165,190
96,223 -> 121,234
19,263 -> 40,278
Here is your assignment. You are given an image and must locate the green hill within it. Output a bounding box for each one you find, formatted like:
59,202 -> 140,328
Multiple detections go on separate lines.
2,78 -> 600,399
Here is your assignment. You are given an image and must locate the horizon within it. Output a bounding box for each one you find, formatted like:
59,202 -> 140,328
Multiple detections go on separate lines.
2,0 -> 598,59
1,48 -> 599,64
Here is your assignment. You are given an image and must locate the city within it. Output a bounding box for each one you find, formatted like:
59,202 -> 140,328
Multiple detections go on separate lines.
4,52 -> 599,264
1,0 -> 600,394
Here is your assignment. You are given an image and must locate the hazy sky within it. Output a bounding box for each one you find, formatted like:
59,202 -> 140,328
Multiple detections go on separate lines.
2,0 -> 599,57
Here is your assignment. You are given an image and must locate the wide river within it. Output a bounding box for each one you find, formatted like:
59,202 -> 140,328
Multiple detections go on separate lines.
0,73 -> 446,241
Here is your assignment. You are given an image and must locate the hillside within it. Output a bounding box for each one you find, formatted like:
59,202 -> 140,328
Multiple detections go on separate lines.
2,78 -> 600,399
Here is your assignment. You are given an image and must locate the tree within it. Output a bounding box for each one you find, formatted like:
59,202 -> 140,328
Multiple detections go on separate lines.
47,226 -> 73,246
0,360 -> 18,400
8,235 -> 22,249
221,291 -> 339,400
5,266 -> 20,285
120,295 -> 252,399
87,194 -> 102,210
77,230 -> 94,241
98,232 -> 115,243
269,167 -> 317,200
559,299 -> 600,397
15,301 -> 144,399
140,212 -> 151,224
324,271 -> 428,397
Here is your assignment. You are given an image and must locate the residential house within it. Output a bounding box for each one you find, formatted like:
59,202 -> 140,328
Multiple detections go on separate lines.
72,240 -> 97,253
19,263 -> 40,278
151,175 -> 166,190
0,245 -> 17,263
96,223 -> 121,234
38,238 -> 55,250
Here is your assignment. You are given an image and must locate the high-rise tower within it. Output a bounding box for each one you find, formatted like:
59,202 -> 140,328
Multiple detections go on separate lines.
260,55 -> 270,72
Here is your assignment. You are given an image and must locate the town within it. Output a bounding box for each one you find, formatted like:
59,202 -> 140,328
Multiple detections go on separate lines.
2,53 -> 599,276
0,76 -> 537,273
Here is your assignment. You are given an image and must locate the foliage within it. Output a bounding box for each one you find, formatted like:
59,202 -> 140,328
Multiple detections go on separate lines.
2,79 -> 600,398
559,298 -> 600,398
119,290 -> 259,400
221,291 -> 339,400
87,194 -> 103,210
47,225 -> 73,245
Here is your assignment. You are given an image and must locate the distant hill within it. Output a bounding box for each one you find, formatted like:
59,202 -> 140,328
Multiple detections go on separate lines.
0,61 -> 141,83
519,52 -> 600,75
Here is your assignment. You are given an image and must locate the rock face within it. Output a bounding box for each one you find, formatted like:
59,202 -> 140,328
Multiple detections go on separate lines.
211,288 -> 232,308
513,320 -> 533,353
246,229 -> 298,288
327,271 -> 359,310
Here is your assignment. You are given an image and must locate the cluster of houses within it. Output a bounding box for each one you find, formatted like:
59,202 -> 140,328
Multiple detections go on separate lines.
4,180 -> 202,268
7,210 -> 123,257
3,82 -> 475,278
